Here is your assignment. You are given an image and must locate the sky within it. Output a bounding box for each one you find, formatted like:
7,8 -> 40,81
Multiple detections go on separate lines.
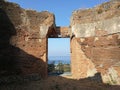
48,38 -> 70,56
9,0 -> 109,56
9,0 -> 109,26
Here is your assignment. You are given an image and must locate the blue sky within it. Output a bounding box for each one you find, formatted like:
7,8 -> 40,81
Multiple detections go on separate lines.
9,0 -> 109,26
9,0 -> 109,56
48,38 -> 70,56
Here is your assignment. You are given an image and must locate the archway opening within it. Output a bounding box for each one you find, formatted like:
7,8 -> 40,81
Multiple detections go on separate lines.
48,38 -> 71,76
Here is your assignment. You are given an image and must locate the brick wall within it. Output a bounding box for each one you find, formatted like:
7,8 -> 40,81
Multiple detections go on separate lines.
0,1 -> 55,78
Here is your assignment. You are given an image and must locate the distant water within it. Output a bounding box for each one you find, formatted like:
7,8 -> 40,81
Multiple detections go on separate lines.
48,56 -> 71,64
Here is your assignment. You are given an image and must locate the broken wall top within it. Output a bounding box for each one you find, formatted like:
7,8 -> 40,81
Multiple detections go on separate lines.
71,0 -> 120,25
71,0 -> 120,38
0,0 -> 55,38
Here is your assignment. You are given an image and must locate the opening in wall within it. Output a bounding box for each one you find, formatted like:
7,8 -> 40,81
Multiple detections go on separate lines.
48,38 -> 71,76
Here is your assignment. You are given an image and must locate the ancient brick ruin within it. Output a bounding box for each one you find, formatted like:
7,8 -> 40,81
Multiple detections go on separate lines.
0,0 -> 120,84
0,1 -> 56,78
71,0 -> 120,84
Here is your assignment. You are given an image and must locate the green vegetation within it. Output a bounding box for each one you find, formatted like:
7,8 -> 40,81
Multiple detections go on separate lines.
63,64 -> 71,72
48,60 -> 71,75
48,61 -> 55,73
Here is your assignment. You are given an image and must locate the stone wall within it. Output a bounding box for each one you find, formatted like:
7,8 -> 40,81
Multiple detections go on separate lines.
1,0 -> 120,85
70,0 -> 120,84
56,27 -> 70,37
0,1 -> 55,78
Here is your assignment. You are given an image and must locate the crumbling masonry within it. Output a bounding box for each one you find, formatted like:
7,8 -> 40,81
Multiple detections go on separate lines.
0,0 -> 120,84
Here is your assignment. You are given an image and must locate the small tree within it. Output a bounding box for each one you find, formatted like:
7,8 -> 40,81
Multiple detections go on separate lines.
57,61 -> 64,73
48,61 -> 55,73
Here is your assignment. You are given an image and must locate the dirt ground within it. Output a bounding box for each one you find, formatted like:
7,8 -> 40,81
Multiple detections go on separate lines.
0,76 -> 120,90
